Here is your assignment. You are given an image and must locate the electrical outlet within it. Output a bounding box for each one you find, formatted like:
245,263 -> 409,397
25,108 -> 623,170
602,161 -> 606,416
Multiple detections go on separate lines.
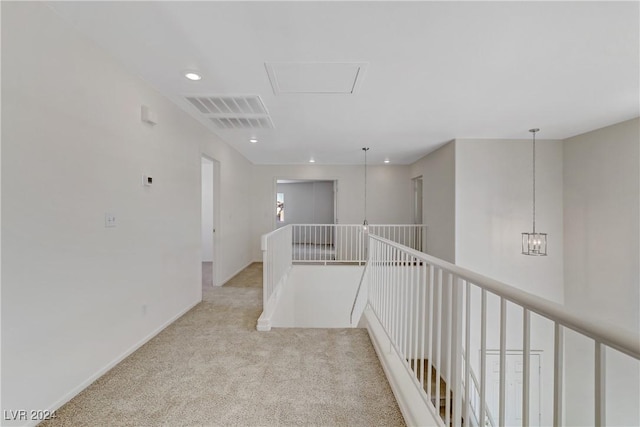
105,212 -> 116,228
141,304 -> 148,316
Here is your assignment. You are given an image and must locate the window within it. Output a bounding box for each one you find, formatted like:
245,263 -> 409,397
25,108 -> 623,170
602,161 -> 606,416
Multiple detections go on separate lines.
276,193 -> 285,222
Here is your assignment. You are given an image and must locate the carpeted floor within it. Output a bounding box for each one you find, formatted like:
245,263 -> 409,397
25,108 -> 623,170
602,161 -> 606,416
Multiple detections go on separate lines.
223,262 -> 263,288
202,262 -> 214,288
41,264 -> 404,426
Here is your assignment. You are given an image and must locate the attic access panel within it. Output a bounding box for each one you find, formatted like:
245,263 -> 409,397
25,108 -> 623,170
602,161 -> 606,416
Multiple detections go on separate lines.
265,62 -> 368,95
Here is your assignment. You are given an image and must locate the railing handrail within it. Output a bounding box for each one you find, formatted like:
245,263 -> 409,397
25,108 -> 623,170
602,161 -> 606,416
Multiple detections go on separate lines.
284,223 -> 427,229
350,261 -> 370,325
261,224 -> 292,250
369,234 -> 640,361
462,349 -> 496,427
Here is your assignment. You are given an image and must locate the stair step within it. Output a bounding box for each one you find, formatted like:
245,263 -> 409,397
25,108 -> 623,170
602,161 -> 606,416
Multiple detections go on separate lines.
408,359 -> 461,426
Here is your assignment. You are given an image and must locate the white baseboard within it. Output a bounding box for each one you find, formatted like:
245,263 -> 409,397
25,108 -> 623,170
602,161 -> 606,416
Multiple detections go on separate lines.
256,267 -> 291,331
38,300 -> 200,426
364,308 -> 442,427
218,260 -> 254,286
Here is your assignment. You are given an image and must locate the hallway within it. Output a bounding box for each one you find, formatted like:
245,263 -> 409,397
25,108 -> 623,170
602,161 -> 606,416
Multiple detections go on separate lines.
42,265 -> 403,426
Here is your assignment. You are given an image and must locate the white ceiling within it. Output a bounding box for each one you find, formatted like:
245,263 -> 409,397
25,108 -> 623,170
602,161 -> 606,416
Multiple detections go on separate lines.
47,1 -> 639,165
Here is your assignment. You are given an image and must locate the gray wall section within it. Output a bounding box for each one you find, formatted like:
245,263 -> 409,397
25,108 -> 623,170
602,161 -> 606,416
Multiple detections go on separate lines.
562,118 -> 640,426
276,181 -> 335,227
410,141 -> 456,263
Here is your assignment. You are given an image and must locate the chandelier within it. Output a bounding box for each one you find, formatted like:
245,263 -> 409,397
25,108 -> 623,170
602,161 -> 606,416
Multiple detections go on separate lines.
522,128 -> 547,256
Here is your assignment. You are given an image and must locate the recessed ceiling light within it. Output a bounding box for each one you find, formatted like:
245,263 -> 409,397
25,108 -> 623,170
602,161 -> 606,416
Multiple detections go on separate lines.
384,159 -> 390,164
309,158 -> 315,163
249,138 -> 258,144
184,72 -> 202,81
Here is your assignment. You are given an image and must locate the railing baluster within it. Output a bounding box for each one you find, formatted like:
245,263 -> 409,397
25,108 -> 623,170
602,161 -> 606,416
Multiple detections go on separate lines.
464,280 -> 471,426
451,275 -> 463,427
499,297 -> 507,427
394,247 -> 400,352
434,267 -> 442,414
595,341 -> 606,427
426,264 -> 434,403
383,243 -> 388,331
554,323 -> 564,427
407,252 -> 413,364
445,273 -> 452,426
414,256 -> 420,380
480,288 -> 487,427
523,308 -> 531,427
420,261 -> 427,392
396,251 -> 409,360
391,246 -> 397,345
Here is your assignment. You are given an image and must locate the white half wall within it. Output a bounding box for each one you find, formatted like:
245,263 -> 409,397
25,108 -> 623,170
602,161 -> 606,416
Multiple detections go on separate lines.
562,118 -> 640,426
252,164 -> 413,260
1,3 -> 253,423
271,266 -> 364,328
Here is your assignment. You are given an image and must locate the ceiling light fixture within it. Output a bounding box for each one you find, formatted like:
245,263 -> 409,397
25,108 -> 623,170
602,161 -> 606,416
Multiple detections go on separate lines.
384,159 -> 390,164
522,128 -> 547,256
309,158 -> 315,163
362,147 -> 370,232
249,138 -> 258,144
184,72 -> 202,81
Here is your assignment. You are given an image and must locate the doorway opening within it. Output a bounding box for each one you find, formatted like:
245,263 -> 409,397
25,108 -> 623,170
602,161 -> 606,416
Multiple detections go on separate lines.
485,350 -> 542,426
413,176 -> 423,224
275,179 -> 337,260
275,179 -> 337,228
201,156 -> 219,290
412,176 -> 424,250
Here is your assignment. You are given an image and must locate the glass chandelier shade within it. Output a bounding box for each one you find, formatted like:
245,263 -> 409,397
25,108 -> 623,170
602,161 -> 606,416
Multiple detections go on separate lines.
522,232 -> 547,256
522,128 -> 547,256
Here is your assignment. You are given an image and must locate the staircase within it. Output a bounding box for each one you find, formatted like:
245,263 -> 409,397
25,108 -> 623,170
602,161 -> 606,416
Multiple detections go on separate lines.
409,359 -> 457,425
263,225 -> 640,426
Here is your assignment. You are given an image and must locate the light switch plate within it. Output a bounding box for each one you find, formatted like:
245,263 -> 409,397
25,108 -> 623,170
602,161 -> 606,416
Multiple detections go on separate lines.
105,212 -> 116,228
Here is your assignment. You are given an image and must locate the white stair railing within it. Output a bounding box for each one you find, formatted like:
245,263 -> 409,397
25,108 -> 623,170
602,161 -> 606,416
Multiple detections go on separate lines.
350,263 -> 370,326
364,234 -> 640,427
291,224 -> 426,264
258,224 -> 425,330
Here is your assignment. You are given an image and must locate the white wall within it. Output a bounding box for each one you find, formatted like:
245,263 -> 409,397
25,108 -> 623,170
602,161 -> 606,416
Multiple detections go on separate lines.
252,164 -> 413,260
410,141 -> 456,263
562,118 -> 640,426
201,159 -> 214,262
563,118 -> 639,331
455,138 -> 565,302
276,181 -> 334,227
271,266 -> 364,328
1,3 -> 253,423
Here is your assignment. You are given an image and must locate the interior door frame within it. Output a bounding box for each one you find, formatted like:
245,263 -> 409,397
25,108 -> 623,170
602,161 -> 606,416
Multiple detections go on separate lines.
273,177 -> 339,230
201,154 -> 221,287
484,349 -> 543,426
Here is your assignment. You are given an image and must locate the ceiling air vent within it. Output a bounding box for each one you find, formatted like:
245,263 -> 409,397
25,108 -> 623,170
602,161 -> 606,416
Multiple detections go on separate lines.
185,95 -> 274,129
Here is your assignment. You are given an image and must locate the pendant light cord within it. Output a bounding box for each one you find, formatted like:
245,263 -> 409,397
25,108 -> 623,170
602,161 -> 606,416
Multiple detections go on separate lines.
363,147 -> 369,224
531,129 -> 537,234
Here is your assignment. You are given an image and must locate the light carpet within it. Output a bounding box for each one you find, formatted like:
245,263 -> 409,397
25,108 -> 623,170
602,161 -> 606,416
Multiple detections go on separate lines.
41,268 -> 404,426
